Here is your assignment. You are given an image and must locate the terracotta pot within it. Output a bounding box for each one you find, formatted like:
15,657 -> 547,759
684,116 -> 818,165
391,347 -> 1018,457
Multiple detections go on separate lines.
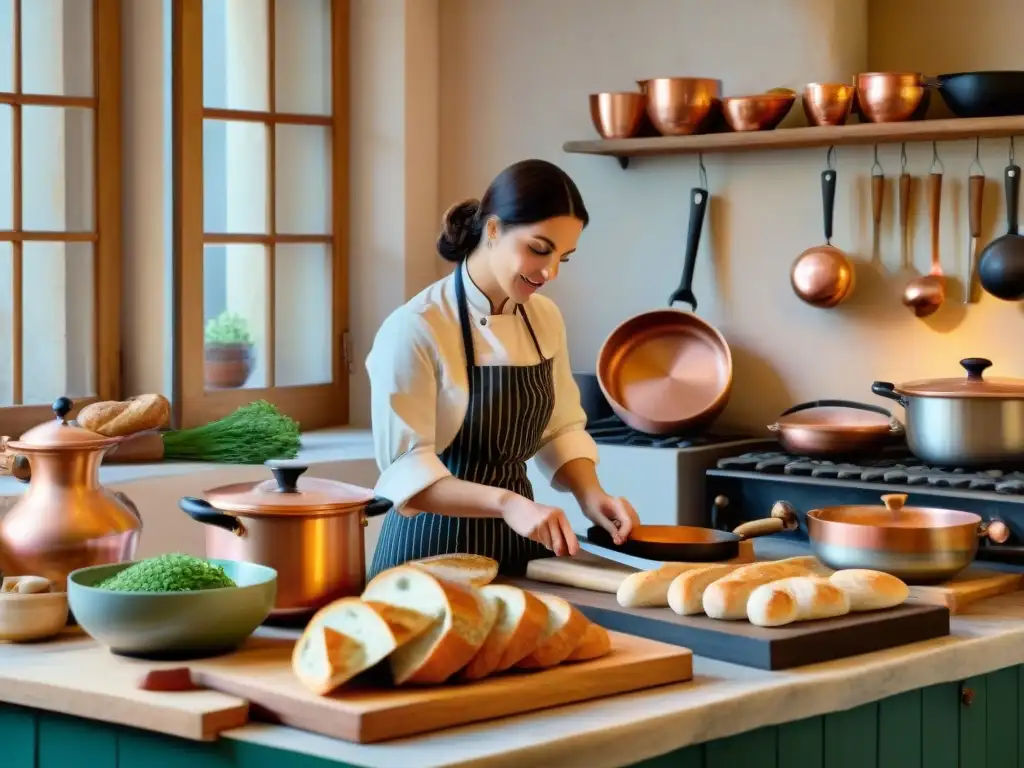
204,342 -> 253,389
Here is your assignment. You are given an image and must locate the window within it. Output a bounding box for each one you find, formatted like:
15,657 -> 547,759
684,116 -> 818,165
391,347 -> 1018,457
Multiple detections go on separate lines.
172,0 -> 350,430
0,0 -> 121,437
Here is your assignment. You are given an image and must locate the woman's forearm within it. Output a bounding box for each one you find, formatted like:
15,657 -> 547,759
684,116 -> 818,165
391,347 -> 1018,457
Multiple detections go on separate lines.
407,476 -> 513,518
552,458 -> 604,504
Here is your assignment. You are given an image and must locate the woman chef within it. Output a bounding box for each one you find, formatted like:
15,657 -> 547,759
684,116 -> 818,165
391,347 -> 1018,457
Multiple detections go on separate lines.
366,159 -> 640,578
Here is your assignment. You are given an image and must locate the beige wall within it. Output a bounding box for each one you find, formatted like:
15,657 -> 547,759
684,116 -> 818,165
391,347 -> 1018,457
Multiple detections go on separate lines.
435,0 -> 1024,433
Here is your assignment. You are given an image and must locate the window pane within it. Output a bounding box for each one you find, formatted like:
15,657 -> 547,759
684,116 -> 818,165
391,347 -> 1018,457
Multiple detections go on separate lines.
275,244 -> 330,386
203,244 -> 267,390
22,242 -> 94,404
0,104 -> 10,230
21,0 -> 93,97
275,0 -> 331,115
203,119 -> 267,234
0,0 -> 12,93
0,241 -> 11,405
22,106 -> 94,232
203,0 -> 268,111
276,124 -> 330,234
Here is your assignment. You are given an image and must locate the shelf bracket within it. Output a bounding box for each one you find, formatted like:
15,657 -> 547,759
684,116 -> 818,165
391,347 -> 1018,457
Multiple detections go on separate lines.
616,156 -> 630,170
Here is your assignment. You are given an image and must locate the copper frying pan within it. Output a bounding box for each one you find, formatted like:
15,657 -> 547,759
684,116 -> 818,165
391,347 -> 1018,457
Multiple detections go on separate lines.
597,184 -> 733,435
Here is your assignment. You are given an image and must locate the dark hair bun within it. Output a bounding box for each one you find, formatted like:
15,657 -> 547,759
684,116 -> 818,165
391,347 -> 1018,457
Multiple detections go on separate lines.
437,198 -> 483,262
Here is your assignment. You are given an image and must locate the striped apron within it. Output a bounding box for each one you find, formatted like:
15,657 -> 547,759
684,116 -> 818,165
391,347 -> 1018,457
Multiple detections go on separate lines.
369,266 -> 555,578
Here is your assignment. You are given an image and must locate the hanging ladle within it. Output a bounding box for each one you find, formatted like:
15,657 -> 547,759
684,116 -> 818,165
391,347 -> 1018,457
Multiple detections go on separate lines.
903,143 -> 945,317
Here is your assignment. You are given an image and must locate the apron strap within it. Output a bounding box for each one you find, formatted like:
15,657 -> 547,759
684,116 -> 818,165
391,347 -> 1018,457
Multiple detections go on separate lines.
516,304 -> 545,362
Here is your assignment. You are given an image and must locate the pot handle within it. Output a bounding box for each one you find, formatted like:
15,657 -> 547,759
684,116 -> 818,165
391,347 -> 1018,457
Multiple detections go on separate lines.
770,399 -> 903,433
364,496 -> 393,518
871,381 -> 910,409
179,497 -> 245,537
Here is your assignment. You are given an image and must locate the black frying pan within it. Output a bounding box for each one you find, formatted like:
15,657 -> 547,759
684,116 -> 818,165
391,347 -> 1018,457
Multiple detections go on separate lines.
585,517 -> 788,563
978,163 -> 1024,300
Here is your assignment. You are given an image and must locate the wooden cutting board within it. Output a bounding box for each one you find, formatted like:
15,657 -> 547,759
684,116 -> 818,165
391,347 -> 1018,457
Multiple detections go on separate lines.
508,578 -> 950,671
189,631 -> 692,743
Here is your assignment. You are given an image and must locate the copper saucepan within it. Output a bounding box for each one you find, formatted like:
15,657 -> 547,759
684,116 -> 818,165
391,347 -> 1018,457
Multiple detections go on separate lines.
807,493 -> 1008,584
768,399 -> 904,456
598,183 -> 732,435
791,161 -> 855,307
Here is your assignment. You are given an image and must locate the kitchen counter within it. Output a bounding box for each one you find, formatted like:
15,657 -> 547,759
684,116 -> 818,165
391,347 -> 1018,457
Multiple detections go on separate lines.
5,553 -> 1024,768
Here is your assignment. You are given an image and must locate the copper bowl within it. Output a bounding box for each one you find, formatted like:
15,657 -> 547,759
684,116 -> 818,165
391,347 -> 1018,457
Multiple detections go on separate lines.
721,94 -> 795,132
589,92 -> 646,139
855,72 -> 928,123
638,77 -> 722,136
802,82 -> 856,126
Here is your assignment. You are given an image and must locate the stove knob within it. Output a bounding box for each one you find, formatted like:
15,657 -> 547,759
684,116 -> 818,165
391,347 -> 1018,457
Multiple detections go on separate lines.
985,519 -> 1011,545
771,501 -> 799,530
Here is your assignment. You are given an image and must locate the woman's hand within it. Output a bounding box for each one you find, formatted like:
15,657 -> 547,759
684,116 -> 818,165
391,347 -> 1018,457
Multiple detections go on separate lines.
500,494 -> 579,556
580,492 -> 640,546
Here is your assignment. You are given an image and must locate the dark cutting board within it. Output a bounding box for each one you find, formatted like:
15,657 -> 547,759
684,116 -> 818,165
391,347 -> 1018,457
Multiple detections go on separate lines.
508,578 -> 951,671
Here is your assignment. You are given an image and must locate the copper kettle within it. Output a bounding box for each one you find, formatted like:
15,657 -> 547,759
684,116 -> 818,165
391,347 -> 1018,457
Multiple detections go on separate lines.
0,397 -> 142,590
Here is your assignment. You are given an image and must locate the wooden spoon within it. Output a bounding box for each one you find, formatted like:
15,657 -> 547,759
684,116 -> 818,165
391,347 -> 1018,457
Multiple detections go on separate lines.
902,171 -> 945,317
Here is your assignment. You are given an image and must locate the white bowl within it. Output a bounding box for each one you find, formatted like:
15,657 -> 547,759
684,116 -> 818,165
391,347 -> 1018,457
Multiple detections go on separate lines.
0,591 -> 69,642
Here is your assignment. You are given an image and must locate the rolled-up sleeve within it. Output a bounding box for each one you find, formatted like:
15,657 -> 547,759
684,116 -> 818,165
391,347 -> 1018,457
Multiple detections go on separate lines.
533,306 -> 600,483
366,311 -> 452,512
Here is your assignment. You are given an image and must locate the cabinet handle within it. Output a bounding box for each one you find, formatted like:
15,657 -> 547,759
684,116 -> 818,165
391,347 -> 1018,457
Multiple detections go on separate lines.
961,687 -> 974,707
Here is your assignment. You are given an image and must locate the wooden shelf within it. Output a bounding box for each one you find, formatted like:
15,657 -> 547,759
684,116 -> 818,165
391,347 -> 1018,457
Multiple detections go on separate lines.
564,115 -> 1024,168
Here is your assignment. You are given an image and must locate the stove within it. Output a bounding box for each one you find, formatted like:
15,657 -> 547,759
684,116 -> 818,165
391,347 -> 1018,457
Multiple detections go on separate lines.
707,448 -> 1024,565
528,416 -> 775,531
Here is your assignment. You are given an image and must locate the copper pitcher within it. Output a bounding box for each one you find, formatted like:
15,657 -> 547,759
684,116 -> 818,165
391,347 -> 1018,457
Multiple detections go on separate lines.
0,398 -> 142,590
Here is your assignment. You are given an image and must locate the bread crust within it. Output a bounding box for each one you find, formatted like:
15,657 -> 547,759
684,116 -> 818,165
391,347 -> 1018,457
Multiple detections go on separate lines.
78,394 -> 171,437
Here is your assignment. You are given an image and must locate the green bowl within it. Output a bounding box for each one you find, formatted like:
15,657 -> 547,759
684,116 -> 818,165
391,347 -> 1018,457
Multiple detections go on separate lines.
67,559 -> 277,660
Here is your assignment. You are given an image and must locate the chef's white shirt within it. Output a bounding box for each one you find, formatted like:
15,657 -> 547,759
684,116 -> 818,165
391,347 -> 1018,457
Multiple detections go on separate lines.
366,261 -> 600,512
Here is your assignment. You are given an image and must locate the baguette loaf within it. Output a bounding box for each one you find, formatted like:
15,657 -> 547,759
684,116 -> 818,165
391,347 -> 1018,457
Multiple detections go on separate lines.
616,563 -> 711,608
461,584 -> 547,679
829,569 -> 909,612
702,561 -> 813,620
746,576 -> 851,627
667,564 -> 739,615
77,394 -> 171,437
291,598 -> 435,695
361,566 -> 497,685
564,621 -> 611,662
410,553 -> 499,587
516,593 -> 589,669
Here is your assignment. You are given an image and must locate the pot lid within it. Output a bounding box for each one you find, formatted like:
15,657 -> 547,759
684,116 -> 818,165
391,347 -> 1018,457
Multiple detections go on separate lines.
8,397 -> 118,451
203,460 -> 376,515
896,358 -> 1024,398
811,493 -> 981,529
772,400 -> 897,433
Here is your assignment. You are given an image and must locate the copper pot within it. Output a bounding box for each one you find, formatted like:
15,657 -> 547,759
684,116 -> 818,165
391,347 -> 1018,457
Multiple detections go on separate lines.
0,398 -> 142,590
179,461 -> 391,618
589,92 -> 646,139
638,77 -> 721,136
802,82 -> 855,126
768,400 -> 904,456
791,166 -> 855,307
854,72 -> 929,123
807,493 -> 1007,584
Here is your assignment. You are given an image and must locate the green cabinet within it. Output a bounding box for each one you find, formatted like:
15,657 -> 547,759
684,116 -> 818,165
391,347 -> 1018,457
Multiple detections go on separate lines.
2,666 -> 1021,768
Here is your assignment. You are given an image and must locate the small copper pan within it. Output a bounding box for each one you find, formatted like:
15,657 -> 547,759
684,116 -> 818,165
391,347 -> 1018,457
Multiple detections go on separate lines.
768,399 -> 904,456
791,160 -> 855,308
597,185 -> 733,435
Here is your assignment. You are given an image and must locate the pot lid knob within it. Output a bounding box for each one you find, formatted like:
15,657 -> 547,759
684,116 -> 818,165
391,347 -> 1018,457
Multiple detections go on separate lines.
53,396 -> 73,423
880,493 -> 908,512
265,459 -> 308,493
960,358 -> 993,381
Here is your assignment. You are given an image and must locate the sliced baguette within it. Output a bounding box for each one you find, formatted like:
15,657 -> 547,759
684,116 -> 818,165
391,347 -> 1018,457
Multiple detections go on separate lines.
461,584 -> 548,679
616,563 -> 711,608
829,569 -> 909,612
361,566 -> 498,684
291,598 -> 435,695
667,564 -> 739,615
702,561 -> 813,620
564,621 -> 611,662
516,593 -> 589,669
410,553 -> 499,587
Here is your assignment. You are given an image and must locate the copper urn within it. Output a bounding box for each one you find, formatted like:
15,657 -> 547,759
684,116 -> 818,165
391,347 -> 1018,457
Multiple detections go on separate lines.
0,398 -> 142,590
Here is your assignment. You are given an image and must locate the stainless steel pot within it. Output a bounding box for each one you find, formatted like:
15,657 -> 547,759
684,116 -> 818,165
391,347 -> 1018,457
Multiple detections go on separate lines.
179,461 -> 391,618
871,357 -> 1024,466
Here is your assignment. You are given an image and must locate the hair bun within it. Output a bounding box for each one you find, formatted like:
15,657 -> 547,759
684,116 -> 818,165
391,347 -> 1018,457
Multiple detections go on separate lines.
437,198 -> 483,262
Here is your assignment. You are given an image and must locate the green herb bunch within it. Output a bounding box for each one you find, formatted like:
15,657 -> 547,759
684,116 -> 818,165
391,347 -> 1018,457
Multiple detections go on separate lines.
204,311 -> 253,345
97,553 -> 238,592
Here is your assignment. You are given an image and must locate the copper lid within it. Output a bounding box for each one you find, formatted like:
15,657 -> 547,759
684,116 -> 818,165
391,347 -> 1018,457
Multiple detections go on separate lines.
7,397 -> 118,451
810,493 -> 981,529
897,358 -> 1024,398
203,461 -> 376,516
773,401 -> 896,433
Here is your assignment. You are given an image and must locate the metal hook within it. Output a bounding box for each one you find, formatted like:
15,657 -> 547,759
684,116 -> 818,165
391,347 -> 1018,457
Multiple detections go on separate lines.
1011,136 -> 1016,164
871,145 -> 883,177
929,142 -> 944,174
970,137 -> 985,176
826,145 -> 836,170
900,143 -> 908,173
697,153 -> 708,190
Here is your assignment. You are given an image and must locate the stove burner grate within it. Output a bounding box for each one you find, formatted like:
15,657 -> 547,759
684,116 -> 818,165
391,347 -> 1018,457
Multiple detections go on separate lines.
586,415 -> 754,449
717,450 -> 1024,495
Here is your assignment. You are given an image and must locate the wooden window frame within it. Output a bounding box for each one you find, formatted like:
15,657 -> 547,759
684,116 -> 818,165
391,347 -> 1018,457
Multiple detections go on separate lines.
171,0 -> 351,431
0,0 -> 122,438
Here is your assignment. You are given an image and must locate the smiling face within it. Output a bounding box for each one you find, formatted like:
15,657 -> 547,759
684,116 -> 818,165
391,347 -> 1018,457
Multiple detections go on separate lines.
484,215 -> 585,304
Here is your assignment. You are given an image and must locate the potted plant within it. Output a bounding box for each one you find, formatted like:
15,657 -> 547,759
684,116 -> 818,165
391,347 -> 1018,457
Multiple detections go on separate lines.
203,311 -> 255,389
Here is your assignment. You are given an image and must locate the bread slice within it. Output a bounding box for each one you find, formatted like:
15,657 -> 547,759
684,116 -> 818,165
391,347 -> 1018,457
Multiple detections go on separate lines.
829,569 -> 909,611
291,598 -> 435,695
564,621 -> 611,662
461,584 -> 548,680
409,553 -> 499,587
515,593 -> 589,669
361,566 -> 498,684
